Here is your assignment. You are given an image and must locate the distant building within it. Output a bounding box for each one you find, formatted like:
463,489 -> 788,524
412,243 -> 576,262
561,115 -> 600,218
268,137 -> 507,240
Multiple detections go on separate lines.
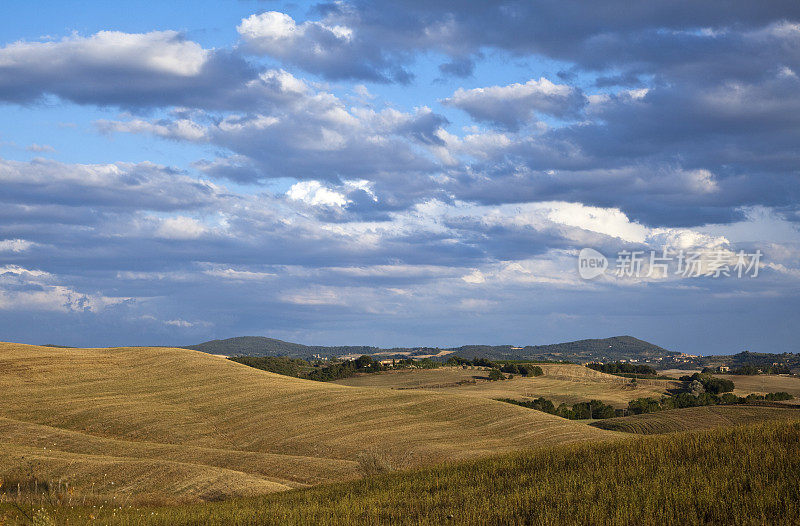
719,366 -> 730,373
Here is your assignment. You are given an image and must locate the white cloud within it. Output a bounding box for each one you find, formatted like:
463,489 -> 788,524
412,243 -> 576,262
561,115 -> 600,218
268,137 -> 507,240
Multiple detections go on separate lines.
0,265 -> 128,313
25,143 -> 54,153
280,287 -> 346,305
443,77 -> 585,130
0,157 -> 224,211
97,118 -> 208,142
545,203 -> 648,243
0,239 -> 36,253
155,216 -> 208,239
237,11 -> 401,82
0,30 -> 209,76
164,318 -> 211,328
238,10 -> 354,47
286,181 -> 349,207
203,268 -> 276,281
461,270 -> 486,284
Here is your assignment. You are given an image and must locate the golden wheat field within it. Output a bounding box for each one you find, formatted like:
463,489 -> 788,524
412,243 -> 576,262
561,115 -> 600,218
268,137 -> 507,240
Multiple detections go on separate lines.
17,420 -> 800,526
0,342 -> 612,505
591,405 -> 800,434
333,363 -> 680,408
713,374 -> 800,402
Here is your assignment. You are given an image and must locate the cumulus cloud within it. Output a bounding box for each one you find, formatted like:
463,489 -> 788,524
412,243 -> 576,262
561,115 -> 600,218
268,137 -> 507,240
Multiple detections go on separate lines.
155,216 -> 208,240
0,4 -> 799,351
286,181 -> 349,207
443,78 -> 585,130
0,31 -> 307,111
337,1 -> 800,74
0,265 -> 128,313
0,157 -> 223,211
99,87 -> 447,188
238,11 -> 410,82
0,239 -> 37,253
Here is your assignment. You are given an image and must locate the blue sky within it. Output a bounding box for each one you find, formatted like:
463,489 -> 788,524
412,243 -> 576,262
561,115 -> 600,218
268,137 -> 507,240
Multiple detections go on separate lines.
1,1 -> 799,354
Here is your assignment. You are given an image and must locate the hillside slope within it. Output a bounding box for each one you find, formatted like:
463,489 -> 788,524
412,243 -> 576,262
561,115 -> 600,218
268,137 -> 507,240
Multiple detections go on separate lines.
27,420 -> 800,525
453,335 -> 677,361
333,363 -> 677,408
184,336 -> 381,358
0,342 -> 610,504
590,405 -> 800,434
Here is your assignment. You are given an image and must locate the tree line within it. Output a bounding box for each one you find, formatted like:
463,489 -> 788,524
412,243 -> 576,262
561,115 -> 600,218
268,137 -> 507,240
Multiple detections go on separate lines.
447,356 -> 545,378
586,361 -> 659,377
701,364 -> 793,375
498,397 -> 621,420
230,354 -> 438,382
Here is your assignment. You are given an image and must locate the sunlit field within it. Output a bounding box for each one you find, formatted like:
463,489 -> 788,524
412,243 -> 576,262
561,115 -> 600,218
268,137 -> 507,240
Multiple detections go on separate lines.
6,420 -> 798,525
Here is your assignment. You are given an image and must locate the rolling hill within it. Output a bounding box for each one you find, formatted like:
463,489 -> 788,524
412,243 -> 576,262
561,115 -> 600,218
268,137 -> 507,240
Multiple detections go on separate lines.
25,420 -> 800,525
0,341 -> 610,505
183,336 -> 381,359
186,335 -> 679,363
590,405 -> 800,434
450,335 -> 678,362
333,363 -> 679,408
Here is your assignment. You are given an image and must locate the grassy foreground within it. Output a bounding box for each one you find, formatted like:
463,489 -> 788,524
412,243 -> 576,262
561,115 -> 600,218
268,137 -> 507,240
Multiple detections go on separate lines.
0,342 -> 606,503
10,420 -> 800,526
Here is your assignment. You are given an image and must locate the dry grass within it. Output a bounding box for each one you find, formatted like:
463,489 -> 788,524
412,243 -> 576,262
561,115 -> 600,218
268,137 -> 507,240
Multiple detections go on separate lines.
16,420 -> 800,525
0,342 -> 610,504
333,364 -> 679,408
713,374 -> 800,402
591,405 -> 800,434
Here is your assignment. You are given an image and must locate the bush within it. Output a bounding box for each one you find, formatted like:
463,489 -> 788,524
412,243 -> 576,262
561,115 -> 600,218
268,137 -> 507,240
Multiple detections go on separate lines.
731,364 -> 791,375
501,364 -> 543,377
586,362 -> 657,376
488,369 -> 505,381
498,397 -> 616,420
680,373 -> 734,394
228,356 -> 308,377
766,392 -> 793,401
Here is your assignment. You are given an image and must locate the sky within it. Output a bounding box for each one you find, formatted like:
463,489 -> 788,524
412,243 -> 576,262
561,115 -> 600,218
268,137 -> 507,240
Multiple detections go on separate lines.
1,1 -> 800,354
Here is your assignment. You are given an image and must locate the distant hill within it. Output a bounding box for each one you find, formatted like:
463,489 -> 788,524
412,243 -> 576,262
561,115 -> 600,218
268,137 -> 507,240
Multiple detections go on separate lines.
700,350 -> 800,371
184,336 -> 381,359
450,336 -> 678,363
185,335 -> 679,364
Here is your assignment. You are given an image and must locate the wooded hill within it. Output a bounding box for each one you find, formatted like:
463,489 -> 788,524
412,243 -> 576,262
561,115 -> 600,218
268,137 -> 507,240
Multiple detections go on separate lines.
186,335 -> 681,363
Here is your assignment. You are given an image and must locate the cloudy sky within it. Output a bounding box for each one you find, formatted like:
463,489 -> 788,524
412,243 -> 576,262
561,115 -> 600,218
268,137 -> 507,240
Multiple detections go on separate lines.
1,1 -> 800,353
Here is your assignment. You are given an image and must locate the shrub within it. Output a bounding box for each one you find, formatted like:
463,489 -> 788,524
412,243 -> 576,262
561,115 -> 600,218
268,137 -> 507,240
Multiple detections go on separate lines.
586,362 -> 657,376
488,369 -> 505,381
766,392 -> 793,401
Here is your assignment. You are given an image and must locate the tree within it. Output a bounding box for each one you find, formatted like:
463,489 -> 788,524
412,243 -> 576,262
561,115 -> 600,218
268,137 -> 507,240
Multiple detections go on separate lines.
355,355 -> 373,369
488,369 -> 505,381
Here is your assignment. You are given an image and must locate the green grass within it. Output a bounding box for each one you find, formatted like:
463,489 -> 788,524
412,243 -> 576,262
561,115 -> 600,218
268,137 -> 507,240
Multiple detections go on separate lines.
9,420 -> 800,525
